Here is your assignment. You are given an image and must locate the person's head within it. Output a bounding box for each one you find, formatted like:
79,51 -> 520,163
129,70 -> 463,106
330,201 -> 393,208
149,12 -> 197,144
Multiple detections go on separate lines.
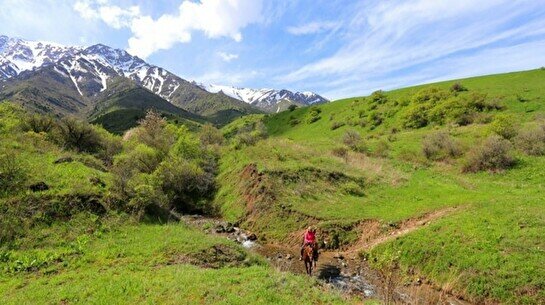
307,226 -> 315,233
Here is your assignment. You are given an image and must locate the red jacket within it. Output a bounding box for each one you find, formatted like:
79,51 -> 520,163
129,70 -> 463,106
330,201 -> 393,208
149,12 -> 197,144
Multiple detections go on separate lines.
304,231 -> 316,244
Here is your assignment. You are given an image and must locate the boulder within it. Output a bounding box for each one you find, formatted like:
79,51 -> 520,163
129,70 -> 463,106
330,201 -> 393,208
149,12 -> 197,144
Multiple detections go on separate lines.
29,182 -> 49,192
54,156 -> 73,164
247,233 -> 257,241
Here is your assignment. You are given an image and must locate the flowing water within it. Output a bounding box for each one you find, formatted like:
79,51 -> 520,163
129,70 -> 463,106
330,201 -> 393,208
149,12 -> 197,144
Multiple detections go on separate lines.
181,215 -> 473,305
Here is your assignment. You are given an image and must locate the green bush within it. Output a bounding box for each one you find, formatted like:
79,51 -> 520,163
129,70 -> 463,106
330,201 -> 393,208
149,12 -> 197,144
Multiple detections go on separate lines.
341,181 -> 364,196
370,90 -> 388,104
403,104 -> 430,128
0,151 -> 28,196
331,147 -> 349,161
490,114 -> 518,139
22,114 -> 57,133
54,117 -> 103,153
463,136 -> 515,173
514,124 -> 545,156
450,82 -> 467,93
155,157 -> 216,214
373,140 -> 390,158
330,121 -> 345,130
199,124 -> 224,146
306,107 -> 322,124
132,110 -> 177,155
288,104 -> 298,112
422,132 -> 463,161
231,121 -> 268,149
342,130 -> 367,153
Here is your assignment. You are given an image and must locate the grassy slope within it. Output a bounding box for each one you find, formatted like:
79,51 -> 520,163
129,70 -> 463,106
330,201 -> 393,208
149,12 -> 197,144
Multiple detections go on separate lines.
217,69 -> 545,303
0,222 -> 359,305
0,104 -> 359,305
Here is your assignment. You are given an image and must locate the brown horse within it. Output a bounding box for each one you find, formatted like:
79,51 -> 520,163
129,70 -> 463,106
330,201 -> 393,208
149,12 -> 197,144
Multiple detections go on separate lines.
302,243 -> 315,276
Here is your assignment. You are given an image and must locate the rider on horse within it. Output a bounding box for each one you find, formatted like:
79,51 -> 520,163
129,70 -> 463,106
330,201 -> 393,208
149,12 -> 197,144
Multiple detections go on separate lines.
299,226 -> 318,261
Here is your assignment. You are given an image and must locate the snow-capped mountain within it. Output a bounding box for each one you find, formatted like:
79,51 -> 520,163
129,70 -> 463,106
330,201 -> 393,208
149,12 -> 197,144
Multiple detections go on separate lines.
195,83 -> 328,112
0,36 -> 188,101
0,35 -> 326,115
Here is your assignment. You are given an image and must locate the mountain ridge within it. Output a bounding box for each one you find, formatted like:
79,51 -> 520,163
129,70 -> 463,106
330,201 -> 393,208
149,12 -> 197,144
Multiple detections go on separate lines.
0,35 -> 262,125
1,35 -> 326,116
194,82 -> 329,112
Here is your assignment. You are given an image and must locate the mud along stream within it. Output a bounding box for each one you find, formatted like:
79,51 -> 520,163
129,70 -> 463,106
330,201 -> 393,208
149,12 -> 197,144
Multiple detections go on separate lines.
179,214 -> 473,305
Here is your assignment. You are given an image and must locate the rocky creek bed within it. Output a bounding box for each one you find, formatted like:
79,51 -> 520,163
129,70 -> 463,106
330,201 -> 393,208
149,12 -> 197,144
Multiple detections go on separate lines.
179,215 -> 473,305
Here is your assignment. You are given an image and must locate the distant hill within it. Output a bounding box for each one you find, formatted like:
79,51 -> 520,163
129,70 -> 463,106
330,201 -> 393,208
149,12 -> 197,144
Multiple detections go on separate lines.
194,82 -> 328,113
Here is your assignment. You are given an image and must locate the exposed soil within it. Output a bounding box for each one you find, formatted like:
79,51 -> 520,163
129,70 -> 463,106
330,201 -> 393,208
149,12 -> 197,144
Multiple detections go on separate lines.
165,244 -> 250,269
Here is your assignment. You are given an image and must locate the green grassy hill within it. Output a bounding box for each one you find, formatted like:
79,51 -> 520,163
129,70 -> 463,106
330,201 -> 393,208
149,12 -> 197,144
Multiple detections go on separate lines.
0,103 -> 361,305
2,68 -> 544,305
216,69 -> 545,304
89,79 -> 207,134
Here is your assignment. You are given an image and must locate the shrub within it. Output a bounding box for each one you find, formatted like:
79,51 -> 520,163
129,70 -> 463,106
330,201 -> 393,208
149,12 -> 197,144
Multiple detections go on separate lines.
489,114 -> 518,139
368,111 -> 383,128
289,118 -> 300,126
232,121 -> 268,149
133,110 -> 176,154
450,82 -> 467,93
463,136 -> 515,173
125,173 -> 168,218
411,87 -> 450,104
331,121 -> 345,130
514,124 -> 545,156
370,90 -> 388,104
306,107 -> 322,124
288,104 -> 298,112
155,157 -> 216,214
22,114 -> 57,133
332,147 -> 349,161
341,181 -> 364,196
422,132 -> 463,161
94,127 -> 122,166
53,117 -> 103,153
199,124 -> 224,146
0,151 -> 28,196
115,144 -> 163,174
343,130 -> 366,152
403,104 -> 430,128
373,140 -> 390,158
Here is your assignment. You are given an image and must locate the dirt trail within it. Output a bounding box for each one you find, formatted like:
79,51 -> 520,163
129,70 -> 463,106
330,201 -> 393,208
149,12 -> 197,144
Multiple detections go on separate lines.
179,207 -> 473,305
348,207 -> 459,252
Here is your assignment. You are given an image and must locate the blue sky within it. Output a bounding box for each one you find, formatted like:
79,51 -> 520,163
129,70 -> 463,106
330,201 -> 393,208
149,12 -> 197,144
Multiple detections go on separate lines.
1,0 -> 545,99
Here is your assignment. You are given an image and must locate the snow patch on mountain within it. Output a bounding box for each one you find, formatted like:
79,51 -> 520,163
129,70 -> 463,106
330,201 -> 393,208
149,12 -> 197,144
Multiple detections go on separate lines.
0,35 -> 328,113
194,83 -> 328,111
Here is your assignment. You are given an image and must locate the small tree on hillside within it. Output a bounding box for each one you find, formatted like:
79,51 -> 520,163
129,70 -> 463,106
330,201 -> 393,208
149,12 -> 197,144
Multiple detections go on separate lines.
56,117 -> 102,153
134,110 -> 176,154
199,124 -> 224,146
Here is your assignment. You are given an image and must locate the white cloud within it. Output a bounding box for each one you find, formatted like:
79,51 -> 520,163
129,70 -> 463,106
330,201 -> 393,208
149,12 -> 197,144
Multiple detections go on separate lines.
286,21 -> 339,35
191,70 -> 260,85
73,0 -> 263,58
217,52 -> 239,62
278,0 -> 545,99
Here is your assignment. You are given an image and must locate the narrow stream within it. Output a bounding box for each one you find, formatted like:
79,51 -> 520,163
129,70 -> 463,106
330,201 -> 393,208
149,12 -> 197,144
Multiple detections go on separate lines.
182,215 -> 473,305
